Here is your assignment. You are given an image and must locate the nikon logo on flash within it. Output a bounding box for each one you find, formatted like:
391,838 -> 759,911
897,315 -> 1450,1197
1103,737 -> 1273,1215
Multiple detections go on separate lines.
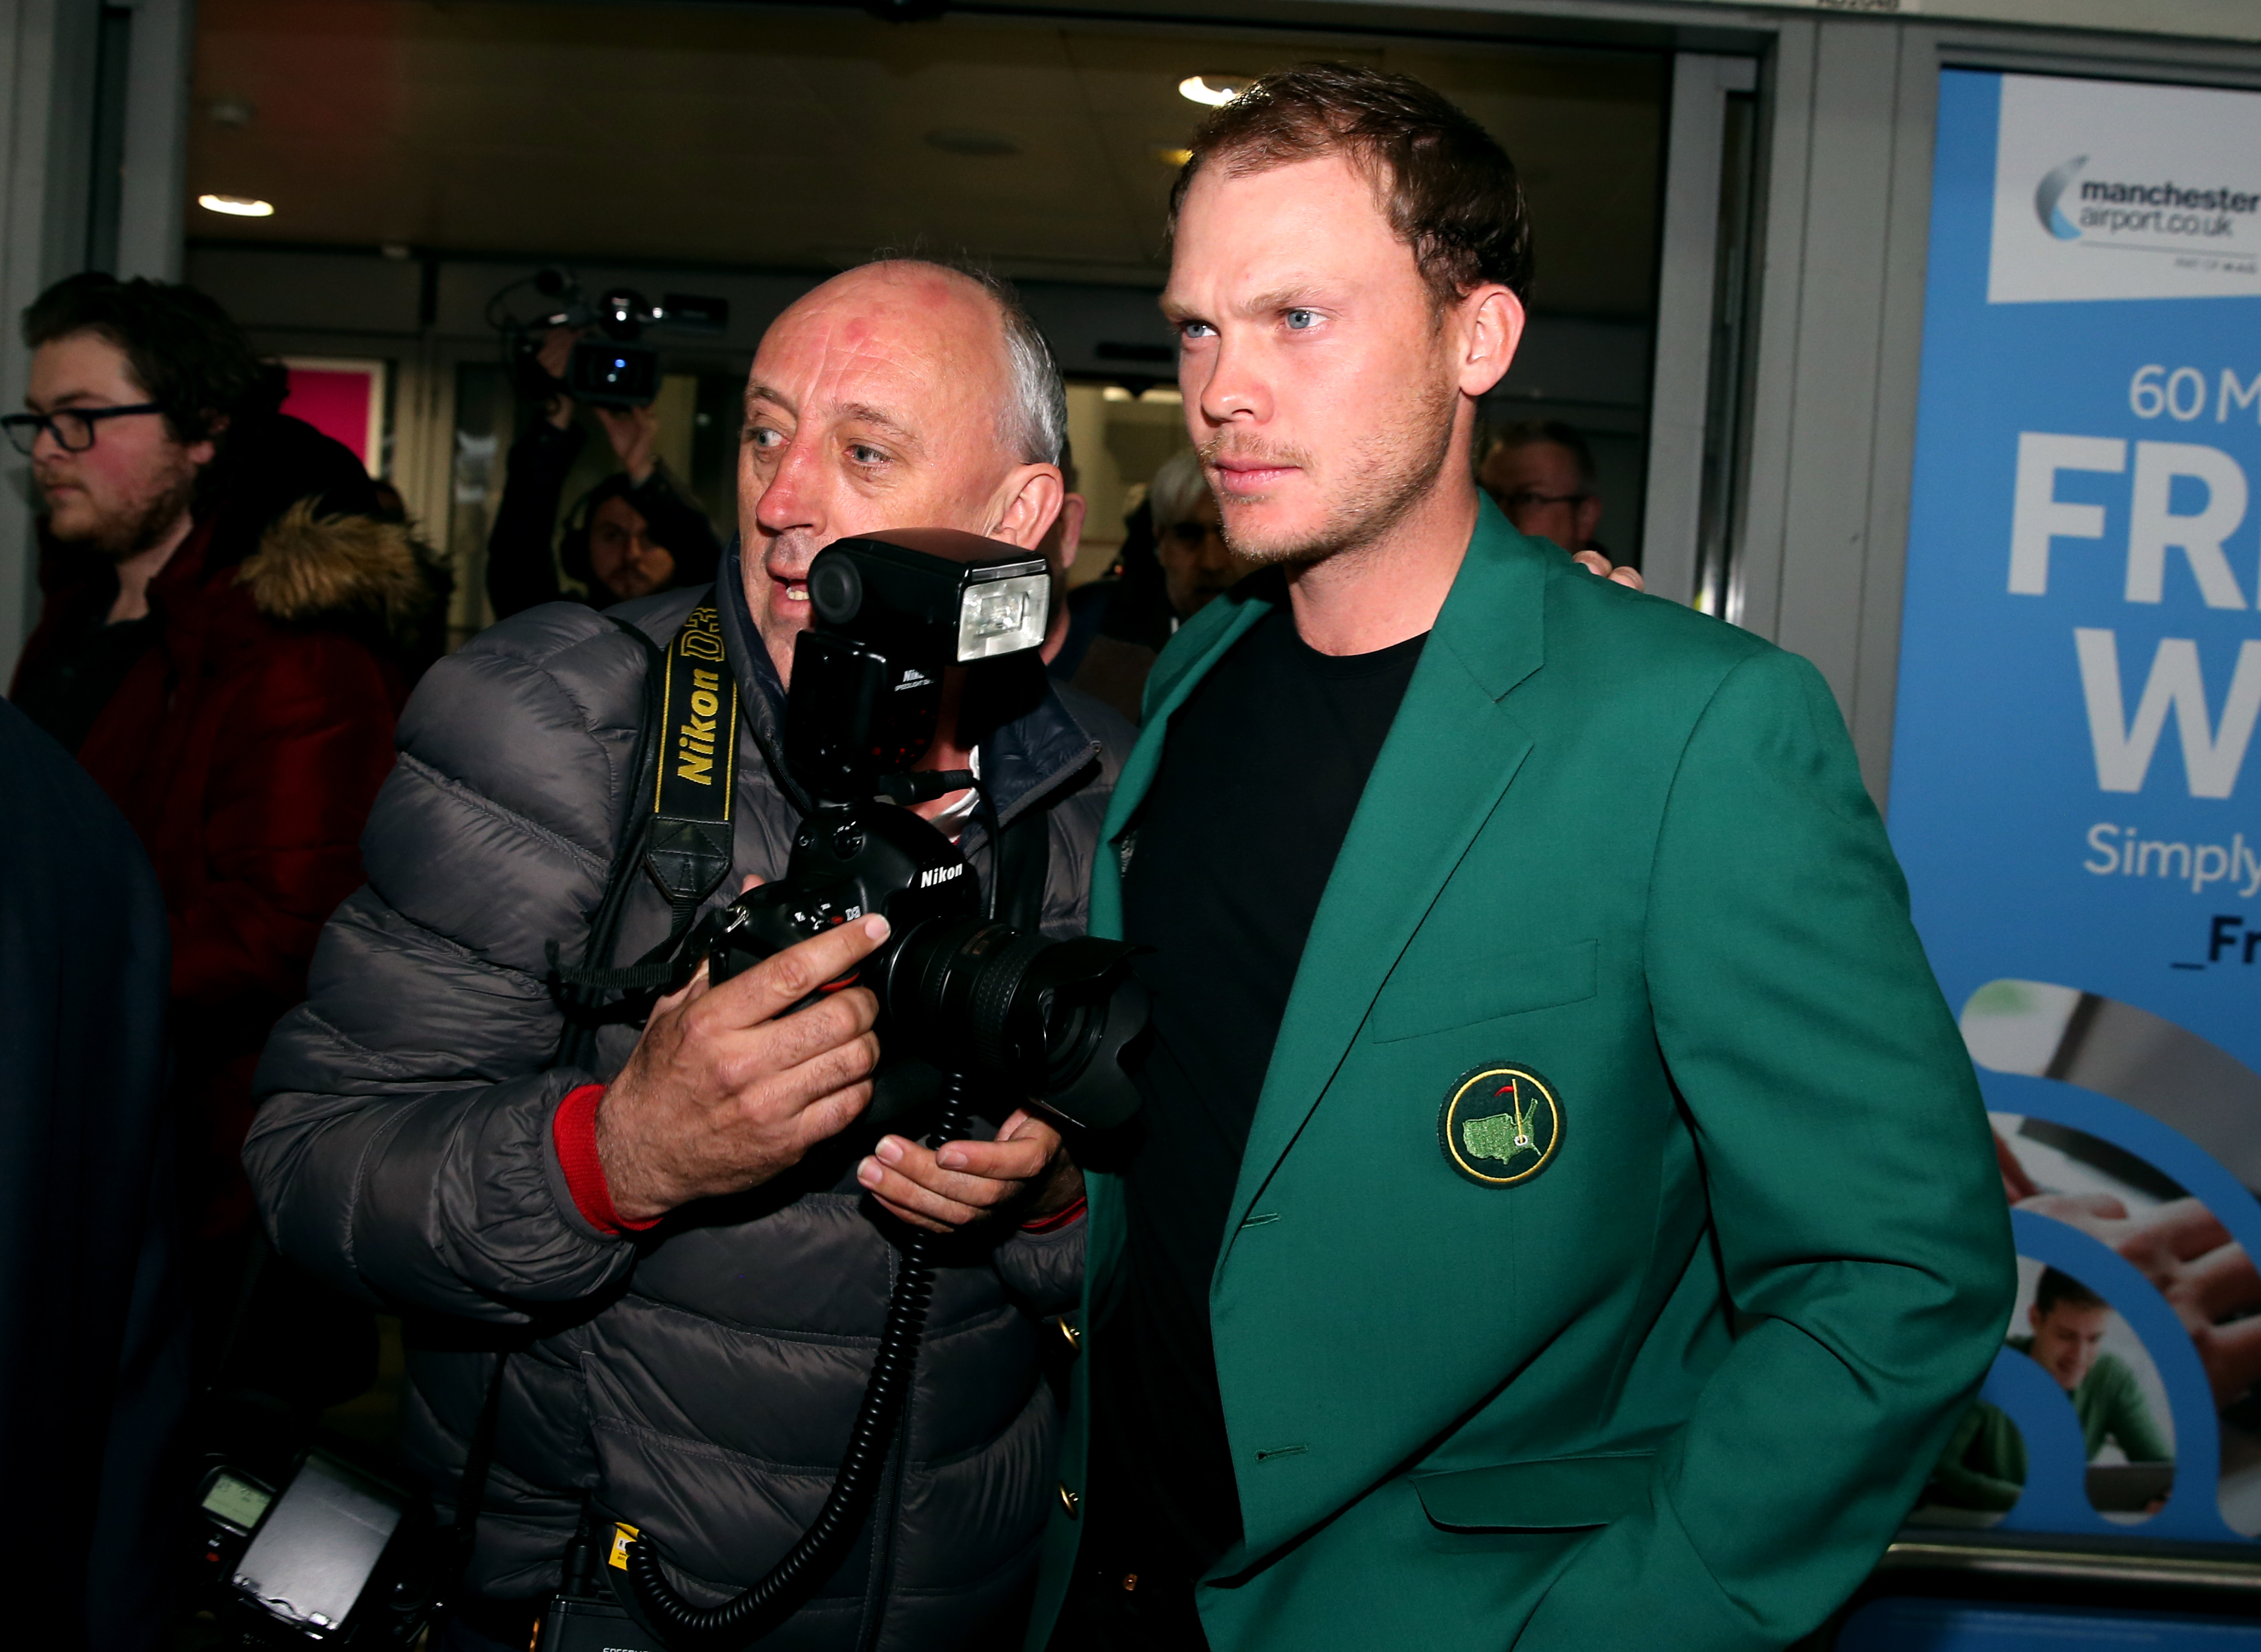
678,667 -> 723,784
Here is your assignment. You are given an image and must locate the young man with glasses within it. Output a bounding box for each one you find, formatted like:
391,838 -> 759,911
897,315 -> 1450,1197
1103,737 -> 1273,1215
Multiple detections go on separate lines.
7,273 -> 429,1389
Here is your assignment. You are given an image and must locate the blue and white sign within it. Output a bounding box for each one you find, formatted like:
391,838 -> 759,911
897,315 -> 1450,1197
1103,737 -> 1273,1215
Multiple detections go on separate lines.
1892,69 -> 2261,1543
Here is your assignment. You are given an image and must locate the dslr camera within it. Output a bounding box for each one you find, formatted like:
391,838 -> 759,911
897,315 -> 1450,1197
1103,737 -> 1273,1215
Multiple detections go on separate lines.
692,528 -> 1147,1131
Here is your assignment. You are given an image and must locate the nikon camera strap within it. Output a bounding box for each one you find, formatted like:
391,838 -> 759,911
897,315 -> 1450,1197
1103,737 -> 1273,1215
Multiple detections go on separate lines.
548,596 -> 740,1033
645,601 -> 738,932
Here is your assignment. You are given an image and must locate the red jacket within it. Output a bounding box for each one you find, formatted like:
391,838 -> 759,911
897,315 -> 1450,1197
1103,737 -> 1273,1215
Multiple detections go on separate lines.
12,428 -> 428,1238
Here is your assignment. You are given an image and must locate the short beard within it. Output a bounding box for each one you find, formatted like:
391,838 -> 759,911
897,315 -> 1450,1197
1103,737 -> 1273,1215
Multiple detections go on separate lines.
50,455 -> 200,562
1202,368 -> 1460,571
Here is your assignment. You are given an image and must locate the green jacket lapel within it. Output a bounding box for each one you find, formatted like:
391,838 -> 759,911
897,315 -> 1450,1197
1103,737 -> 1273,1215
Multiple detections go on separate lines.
1219,502 -> 1551,1251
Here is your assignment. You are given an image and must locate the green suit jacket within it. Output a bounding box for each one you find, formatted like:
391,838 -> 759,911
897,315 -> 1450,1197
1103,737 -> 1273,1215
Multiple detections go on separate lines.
1025,502 -> 2016,1652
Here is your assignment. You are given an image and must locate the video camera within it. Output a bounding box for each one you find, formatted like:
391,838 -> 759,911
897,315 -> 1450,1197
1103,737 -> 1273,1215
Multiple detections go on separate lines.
486,268 -> 729,409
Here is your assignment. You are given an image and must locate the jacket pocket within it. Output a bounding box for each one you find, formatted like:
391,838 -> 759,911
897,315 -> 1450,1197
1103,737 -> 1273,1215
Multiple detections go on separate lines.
1411,1450 -> 1653,1532
1368,938 -> 1598,1044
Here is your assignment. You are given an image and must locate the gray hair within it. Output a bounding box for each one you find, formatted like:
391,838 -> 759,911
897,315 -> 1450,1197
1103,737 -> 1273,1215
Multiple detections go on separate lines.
1147,447 -> 1211,533
862,256 -> 1065,467
983,272 -> 1067,468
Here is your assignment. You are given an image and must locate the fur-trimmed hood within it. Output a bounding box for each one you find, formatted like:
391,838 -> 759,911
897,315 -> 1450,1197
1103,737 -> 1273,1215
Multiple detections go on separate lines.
236,498 -> 435,649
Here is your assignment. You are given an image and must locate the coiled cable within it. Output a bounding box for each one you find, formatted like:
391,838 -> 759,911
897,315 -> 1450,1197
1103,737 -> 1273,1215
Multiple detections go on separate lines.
623,1072 -> 972,1648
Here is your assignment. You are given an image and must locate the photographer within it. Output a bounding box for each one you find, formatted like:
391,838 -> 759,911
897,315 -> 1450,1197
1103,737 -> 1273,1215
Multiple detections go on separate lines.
248,260 -> 1133,1650
485,325 -> 720,619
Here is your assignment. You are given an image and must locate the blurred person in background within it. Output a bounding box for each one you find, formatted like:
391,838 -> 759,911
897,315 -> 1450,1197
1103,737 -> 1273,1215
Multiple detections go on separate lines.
1073,448 -> 1251,722
1150,445 -> 1252,621
0,698 -> 181,1651
5,272 -> 428,1398
1477,417 -> 1606,556
485,324 -> 721,619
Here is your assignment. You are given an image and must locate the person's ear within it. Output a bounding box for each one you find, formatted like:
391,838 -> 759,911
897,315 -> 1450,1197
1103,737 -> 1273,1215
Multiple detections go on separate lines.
1457,286 -> 1525,400
986,463 -> 1065,551
1056,493 -> 1088,569
2028,1302 -> 2043,1333
187,409 -> 226,469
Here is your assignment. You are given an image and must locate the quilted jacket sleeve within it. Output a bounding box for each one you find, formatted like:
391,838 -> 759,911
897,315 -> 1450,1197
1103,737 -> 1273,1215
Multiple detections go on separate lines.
246,606 -> 651,1321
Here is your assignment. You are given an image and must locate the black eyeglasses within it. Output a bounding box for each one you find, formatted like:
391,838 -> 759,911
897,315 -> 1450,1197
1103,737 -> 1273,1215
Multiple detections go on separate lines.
1165,520 -> 1223,545
1500,488 -> 1593,511
1,403 -> 166,456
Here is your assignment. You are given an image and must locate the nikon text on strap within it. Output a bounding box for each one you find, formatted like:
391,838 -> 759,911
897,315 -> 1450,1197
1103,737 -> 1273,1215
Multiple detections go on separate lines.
547,596 -> 742,1023
647,601 -> 738,930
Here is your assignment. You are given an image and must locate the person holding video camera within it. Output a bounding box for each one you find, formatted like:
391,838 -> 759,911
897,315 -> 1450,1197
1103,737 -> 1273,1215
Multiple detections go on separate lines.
484,325 -> 720,620
248,259 -> 1134,1650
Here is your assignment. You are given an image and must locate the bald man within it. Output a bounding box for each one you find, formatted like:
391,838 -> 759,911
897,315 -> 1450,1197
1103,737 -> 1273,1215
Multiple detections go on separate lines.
248,261 -> 1135,1650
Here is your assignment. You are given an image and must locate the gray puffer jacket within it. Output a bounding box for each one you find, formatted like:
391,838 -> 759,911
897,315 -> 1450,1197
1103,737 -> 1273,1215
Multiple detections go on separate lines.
246,547 -> 1130,1650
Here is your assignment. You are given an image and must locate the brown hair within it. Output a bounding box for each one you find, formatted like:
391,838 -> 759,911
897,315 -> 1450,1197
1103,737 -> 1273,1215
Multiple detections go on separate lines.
23,272 -> 275,447
1483,418 -> 1597,490
1168,62 -> 1533,309
2033,1267 -> 2105,1319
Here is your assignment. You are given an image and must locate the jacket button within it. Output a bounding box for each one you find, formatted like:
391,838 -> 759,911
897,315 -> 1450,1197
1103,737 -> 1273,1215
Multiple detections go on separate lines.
1054,1317 -> 1083,1354
1057,1483 -> 1080,1519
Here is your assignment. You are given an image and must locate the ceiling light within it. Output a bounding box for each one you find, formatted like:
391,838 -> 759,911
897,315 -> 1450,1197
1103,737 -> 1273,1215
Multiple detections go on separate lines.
1102,386 -> 1134,403
1140,386 -> 1183,405
1178,74 -> 1250,107
198,193 -> 273,217
1150,145 -> 1193,168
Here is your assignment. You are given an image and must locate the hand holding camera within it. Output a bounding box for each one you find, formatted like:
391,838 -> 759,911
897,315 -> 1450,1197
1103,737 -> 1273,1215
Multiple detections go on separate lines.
859,1106 -> 1082,1234
532,324 -> 660,485
596,903 -> 890,1225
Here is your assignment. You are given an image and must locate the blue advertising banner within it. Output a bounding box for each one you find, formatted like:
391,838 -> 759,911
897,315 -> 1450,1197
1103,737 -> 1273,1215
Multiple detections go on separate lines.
1891,69 -> 2261,1540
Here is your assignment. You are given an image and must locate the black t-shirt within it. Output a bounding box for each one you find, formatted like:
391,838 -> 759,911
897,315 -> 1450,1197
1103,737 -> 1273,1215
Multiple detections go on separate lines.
13,612 -> 159,755
1097,593 -> 1427,1577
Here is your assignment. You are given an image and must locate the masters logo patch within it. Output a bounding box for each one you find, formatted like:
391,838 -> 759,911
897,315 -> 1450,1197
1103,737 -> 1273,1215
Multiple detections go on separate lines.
1438,1063 -> 1563,1188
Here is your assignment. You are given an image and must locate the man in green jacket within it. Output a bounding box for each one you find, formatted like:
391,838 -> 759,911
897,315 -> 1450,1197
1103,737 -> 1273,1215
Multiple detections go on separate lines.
1025,63 -> 2016,1652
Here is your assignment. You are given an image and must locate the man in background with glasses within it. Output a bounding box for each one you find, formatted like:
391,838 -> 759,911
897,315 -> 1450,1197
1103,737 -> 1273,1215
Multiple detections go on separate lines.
1478,418 -> 1606,558
7,273 -> 432,1404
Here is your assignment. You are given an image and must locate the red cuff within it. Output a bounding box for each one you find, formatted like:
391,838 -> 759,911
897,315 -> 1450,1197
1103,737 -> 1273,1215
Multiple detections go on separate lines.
1022,1195 -> 1087,1235
552,1084 -> 660,1236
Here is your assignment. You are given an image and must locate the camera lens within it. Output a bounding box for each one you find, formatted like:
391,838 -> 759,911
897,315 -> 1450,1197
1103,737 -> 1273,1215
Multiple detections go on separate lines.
882,918 -> 1144,1129
809,555 -> 863,626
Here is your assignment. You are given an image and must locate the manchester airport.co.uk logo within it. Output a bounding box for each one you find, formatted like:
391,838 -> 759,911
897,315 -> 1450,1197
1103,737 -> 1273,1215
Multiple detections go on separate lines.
2035,155 -> 2088,240
2035,153 -> 2260,246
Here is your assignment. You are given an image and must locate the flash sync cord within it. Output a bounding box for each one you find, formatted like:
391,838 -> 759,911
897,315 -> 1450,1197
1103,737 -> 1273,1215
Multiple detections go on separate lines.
622,1071 -> 973,1648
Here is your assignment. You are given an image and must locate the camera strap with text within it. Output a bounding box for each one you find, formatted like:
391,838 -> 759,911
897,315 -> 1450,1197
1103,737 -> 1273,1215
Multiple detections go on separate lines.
547,595 -> 740,1031
645,599 -> 739,929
